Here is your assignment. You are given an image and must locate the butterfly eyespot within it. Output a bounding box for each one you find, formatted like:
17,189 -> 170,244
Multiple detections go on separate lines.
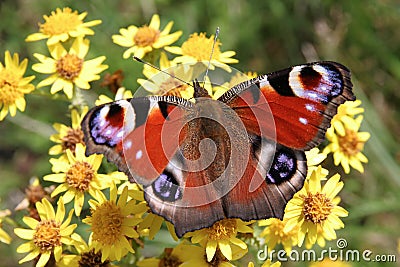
266,147 -> 296,184
89,108 -> 121,146
300,66 -> 322,90
151,171 -> 182,202
107,103 -> 123,118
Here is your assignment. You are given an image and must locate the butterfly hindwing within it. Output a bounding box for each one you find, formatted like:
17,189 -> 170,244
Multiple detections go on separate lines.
223,135 -> 306,221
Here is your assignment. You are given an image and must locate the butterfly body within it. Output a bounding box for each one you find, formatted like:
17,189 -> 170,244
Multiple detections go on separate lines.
82,61 -> 354,237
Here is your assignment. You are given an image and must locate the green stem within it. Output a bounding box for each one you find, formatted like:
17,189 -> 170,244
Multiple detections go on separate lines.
70,86 -> 87,113
6,112 -> 54,138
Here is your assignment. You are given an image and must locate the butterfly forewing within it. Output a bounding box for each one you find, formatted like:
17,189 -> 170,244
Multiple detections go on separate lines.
219,61 -> 354,150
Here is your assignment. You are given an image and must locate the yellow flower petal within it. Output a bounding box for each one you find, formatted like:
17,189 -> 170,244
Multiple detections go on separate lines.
18,249 -> 40,264
14,228 -> 35,240
149,14 -> 160,30
36,251 -> 51,267
54,245 -> 62,261
218,239 -> 232,260
22,216 -> 39,229
206,240 -> 218,261
16,241 -> 35,253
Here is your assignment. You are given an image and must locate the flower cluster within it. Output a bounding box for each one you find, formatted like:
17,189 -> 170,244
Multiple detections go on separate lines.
323,100 -> 370,173
0,7 -> 371,267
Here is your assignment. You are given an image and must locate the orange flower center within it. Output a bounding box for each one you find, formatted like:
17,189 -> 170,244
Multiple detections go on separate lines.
338,129 -> 364,156
133,26 -> 160,47
40,7 -> 82,35
0,69 -> 24,105
66,161 -> 95,192
62,127 -> 84,153
33,219 -> 61,252
91,201 -> 123,245
79,249 -> 110,267
207,219 -> 237,241
56,54 -> 83,81
302,192 -> 333,224
181,33 -> 221,61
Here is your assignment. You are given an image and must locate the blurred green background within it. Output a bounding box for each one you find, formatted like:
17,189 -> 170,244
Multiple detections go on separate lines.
0,0 -> 399,266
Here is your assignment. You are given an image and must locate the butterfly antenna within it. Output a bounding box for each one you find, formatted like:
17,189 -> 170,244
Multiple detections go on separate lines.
133,56 -> 194,88
203,27 -> 220,86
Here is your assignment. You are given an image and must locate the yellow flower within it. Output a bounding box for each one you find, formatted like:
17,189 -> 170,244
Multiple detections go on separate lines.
58,233 -> 116,267
95,86 -> 133,106
304,225 -> 328,249
166,32 -> 238,72
82,185 -> 147,262
43,143 -> 126,216
138,242 -> 246,267
309,258 -> 352,267
258,218 -> 298,253
330,100 -> 364,136
212,71 -> 258,100
283,167 -> 348,247
248,260 -> 281,267
32,37 -> 108,99
0,209 -> 11,244
324,116 -> 370,173
26,7 -> 102,45
112,14 -> 182,59
118,180 -> 145,202
0,51 -> 35,121
138,212 -> 178,241
117,181 -> 179,241
137,52 -> 194,98
137,243 -> 204,267
49,107 -> 88,156
14,197 -> 76,267
186,218 -> 252,262
305,148 -> 328,179
227,71 -> 258,88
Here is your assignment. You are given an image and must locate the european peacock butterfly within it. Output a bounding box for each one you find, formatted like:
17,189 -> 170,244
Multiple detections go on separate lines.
81,61 -> 353,238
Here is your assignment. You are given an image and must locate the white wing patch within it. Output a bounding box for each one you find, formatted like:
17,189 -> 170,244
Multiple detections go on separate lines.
136,149 -> 143,160
259,76 -> 270,89
299,117 -> 308,125
305,103 -> 315,111
288,65 -> 305,97
120,100 -> 136,134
